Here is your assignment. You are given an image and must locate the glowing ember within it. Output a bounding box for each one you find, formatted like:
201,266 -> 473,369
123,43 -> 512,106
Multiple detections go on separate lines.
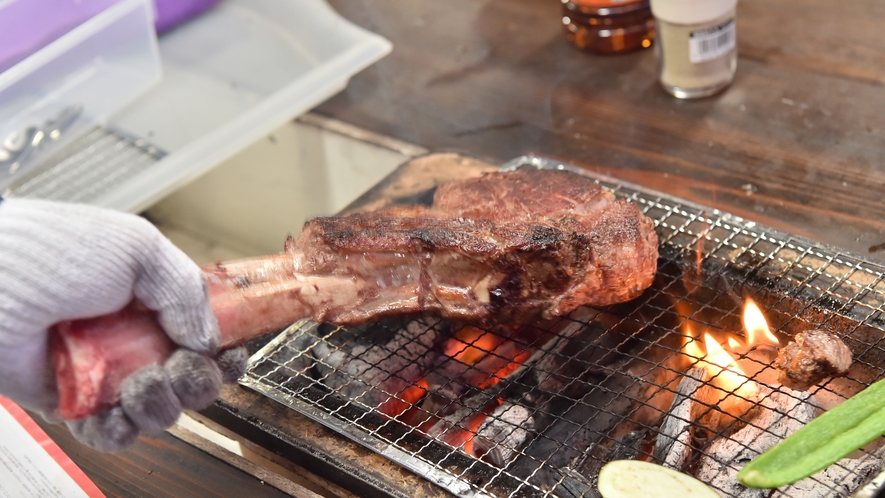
444,326 -> 532,391
441,398 -> 503,455
380,377 -> 429,419
379,325 -> 535,459
449,326 -> 498,364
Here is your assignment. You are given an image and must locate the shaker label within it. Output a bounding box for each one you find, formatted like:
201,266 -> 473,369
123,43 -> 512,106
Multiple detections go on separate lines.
570,0 -> 643,6
689,19 -> 736,64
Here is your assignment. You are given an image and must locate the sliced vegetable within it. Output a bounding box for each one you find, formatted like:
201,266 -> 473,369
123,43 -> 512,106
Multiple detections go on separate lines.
598,460 -> 719,498
738,377 -> 885,488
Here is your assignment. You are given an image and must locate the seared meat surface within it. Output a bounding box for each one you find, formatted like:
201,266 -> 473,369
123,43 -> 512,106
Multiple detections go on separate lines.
286,168 -> 659,324
775,329 -> 853,391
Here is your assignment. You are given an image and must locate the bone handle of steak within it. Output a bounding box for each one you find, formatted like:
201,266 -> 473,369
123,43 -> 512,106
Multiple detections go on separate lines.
49,255 -> 363,419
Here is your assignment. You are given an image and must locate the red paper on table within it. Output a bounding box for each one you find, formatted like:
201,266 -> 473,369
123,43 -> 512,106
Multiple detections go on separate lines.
0,396 -> 104,497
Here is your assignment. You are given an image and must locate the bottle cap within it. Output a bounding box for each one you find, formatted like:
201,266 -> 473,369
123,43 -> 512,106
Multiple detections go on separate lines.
650,0 -> 736,25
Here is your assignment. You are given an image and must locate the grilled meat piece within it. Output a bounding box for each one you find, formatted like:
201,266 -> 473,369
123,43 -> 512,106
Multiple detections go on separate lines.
290,168 -> 659,324
775,329 -> 853,391
52,168 -> 659,418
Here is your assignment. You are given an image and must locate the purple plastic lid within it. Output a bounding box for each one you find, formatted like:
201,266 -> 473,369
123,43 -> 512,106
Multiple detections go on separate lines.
0,0 -> 119,73
0,0 -> 222,73
154,0 -> 222,34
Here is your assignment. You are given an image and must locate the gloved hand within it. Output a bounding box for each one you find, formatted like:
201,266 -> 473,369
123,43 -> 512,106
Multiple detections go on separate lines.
0,197 -> 246,452
66,347 -> 247,452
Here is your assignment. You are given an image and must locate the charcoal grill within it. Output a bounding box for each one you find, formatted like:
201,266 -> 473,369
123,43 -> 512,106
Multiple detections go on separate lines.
239,155 -> 885,498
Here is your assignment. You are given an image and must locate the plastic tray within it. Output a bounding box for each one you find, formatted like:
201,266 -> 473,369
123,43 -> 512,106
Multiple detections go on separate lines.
0,0 -> 162,191
91,0 -> 392,213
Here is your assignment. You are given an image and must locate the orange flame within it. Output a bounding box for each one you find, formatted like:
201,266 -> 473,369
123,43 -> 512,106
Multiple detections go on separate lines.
742,298 -> 779,347
702,335 -> 757,398
685,335 -> 755,394
681,298 -> 782,406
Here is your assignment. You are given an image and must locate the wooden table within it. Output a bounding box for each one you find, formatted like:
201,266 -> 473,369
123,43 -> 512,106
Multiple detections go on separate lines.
33,418 -> 294,498
46,1 -> 885,496
318,0 -> 885,259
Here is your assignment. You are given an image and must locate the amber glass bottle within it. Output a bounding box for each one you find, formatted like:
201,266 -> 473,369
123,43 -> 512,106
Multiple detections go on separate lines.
561,0 -> 655,54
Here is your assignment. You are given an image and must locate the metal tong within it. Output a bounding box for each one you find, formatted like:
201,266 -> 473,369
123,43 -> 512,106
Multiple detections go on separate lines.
0,105 -> 82,175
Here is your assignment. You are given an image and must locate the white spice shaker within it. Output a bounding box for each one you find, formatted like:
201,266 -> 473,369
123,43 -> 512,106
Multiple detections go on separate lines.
650,0 -> 737,98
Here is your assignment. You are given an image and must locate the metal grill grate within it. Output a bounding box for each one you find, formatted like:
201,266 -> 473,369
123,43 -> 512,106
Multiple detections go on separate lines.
4,126 -> 164,203
241,156 -> 885,498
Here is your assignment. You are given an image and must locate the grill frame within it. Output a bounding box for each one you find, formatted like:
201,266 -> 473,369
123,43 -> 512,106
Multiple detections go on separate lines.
240,155 -> 885,498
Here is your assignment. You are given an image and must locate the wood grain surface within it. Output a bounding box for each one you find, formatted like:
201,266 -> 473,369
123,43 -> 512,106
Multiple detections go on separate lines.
34,417 -> 292,498
319,0 -> 885,259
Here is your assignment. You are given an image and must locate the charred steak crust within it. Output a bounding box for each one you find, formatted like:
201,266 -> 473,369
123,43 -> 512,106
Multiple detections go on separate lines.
775,329 -> 853,391
293,169 -> 659,324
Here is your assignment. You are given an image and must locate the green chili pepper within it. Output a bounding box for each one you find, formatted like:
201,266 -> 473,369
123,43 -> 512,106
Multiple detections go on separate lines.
738,377 -> 885,488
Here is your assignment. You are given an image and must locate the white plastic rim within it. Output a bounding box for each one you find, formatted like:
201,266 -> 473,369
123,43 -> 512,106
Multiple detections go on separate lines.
650,0 -> 737,25
94,0 -> 392,213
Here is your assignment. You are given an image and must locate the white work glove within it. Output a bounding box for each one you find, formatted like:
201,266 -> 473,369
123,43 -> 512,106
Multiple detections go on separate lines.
0,198 -> 246,452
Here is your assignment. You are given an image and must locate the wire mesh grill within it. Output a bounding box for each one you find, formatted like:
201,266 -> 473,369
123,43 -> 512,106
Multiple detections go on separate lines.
4,126 -> 164,203
241,156 -> 885,498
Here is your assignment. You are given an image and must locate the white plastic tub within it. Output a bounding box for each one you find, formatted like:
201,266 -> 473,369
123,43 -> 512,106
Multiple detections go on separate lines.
96,0 -> 392,213
0,0 -> 162,190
